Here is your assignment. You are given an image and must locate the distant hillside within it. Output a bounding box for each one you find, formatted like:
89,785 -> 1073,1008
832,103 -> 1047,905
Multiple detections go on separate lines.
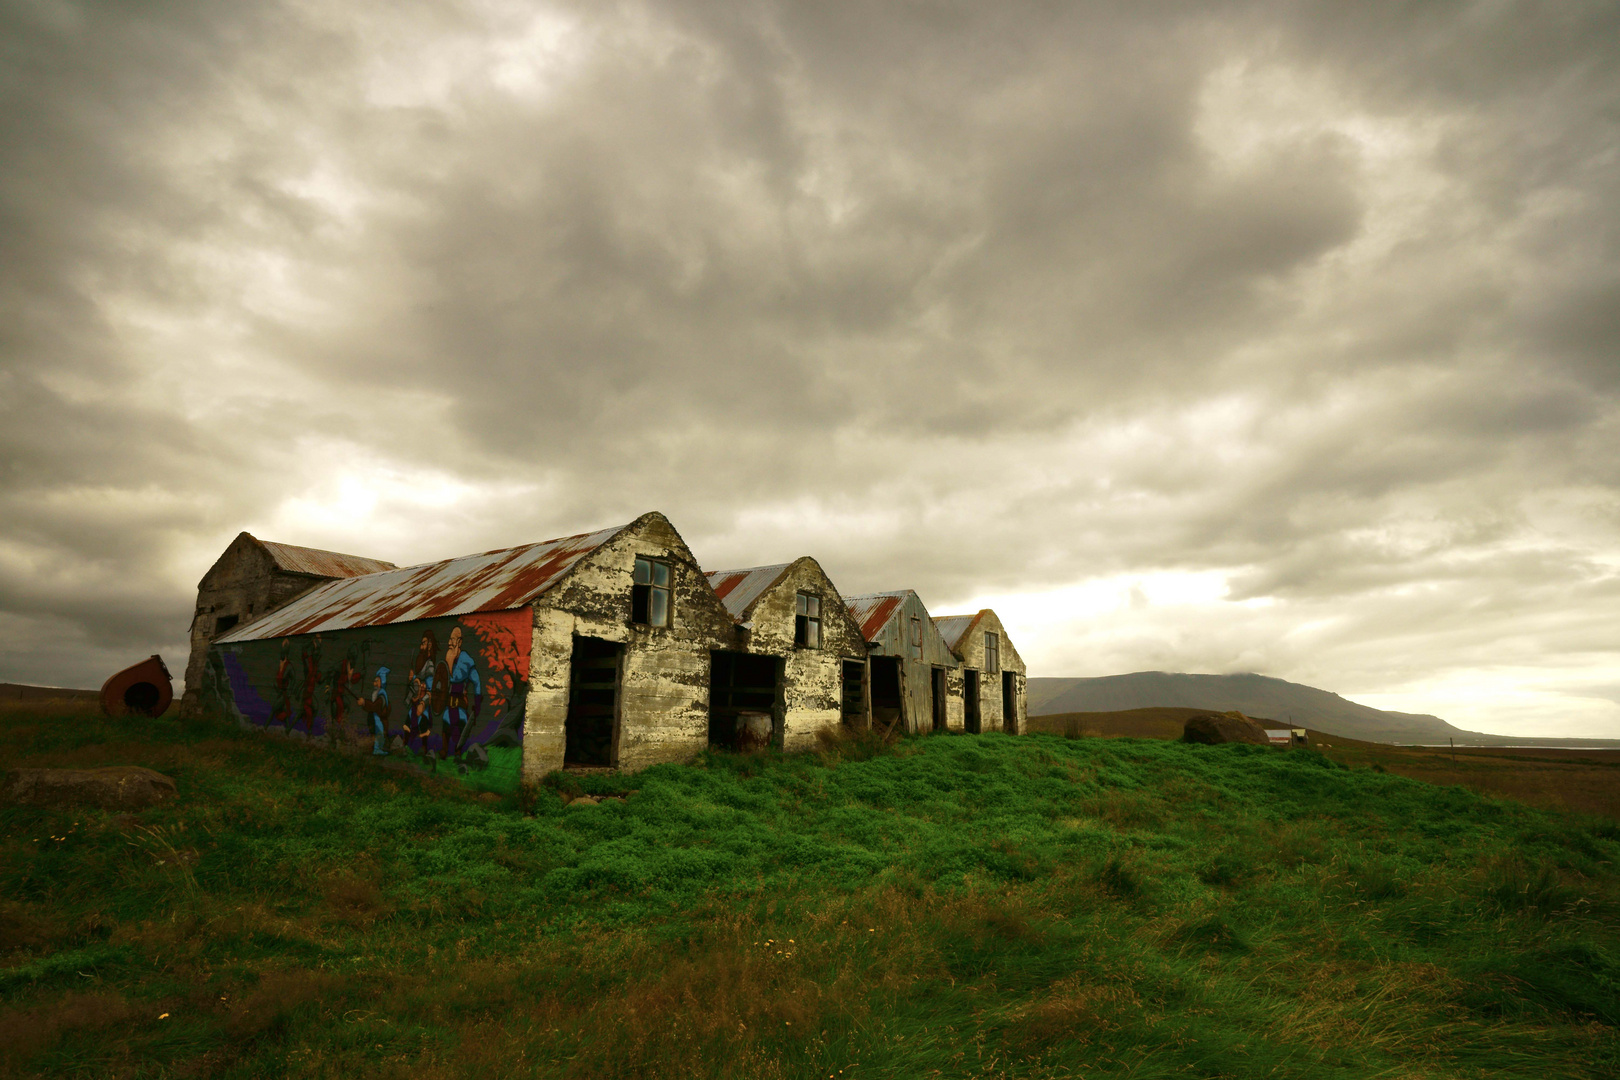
1027,672 -> 1477,744
0,682 -> 97,704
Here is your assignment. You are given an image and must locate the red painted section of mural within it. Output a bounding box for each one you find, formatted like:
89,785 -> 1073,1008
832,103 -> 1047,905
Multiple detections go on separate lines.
459,609 -> 532,732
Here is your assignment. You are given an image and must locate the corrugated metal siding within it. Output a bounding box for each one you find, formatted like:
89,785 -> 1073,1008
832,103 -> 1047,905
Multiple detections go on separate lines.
258,540 -> 397,578
843,592 -> 907,641
932,613 -> 982,654
704,564 -> 792,623
219,523 -> 629,642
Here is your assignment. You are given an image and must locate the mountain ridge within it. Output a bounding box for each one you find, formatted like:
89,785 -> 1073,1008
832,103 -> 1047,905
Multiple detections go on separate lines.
1026,671 -> 1615,745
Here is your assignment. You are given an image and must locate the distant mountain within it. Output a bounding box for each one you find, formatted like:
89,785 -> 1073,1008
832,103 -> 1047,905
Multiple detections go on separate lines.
1028,672 -> 1477,744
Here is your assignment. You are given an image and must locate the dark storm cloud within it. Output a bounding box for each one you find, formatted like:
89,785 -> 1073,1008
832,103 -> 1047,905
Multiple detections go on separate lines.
1,0 -> 1616,732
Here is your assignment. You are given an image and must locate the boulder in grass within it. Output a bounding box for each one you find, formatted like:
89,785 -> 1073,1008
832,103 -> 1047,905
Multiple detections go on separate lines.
1182,712 -> 1271,746
2,766 -> 177,810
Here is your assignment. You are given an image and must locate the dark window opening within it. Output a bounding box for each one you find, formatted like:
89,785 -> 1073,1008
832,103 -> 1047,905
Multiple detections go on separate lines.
841,660 -> 865,726
213,614 -> 239,637
795,592 -> 821,648
632,557 -> 672,627
964,669 -> 981,734
709,650 -> 781,749
1002,670 -> 1017,733
984,632 -> 1000,674
870,656 -> 902,732
565,637 -> 622,766
931,667 -> 947,732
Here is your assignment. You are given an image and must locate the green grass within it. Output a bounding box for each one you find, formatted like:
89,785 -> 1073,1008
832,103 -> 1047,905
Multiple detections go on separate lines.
3,706 -> 1619,1078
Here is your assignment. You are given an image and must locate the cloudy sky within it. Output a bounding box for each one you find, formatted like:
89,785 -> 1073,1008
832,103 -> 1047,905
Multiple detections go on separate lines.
3,0 -> 1617,736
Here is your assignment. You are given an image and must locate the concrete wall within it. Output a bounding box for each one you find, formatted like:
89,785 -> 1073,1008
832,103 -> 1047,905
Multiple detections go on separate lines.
521,512 -> 737,782
732,557 -> 868,751
865,592 -> 960,735
179,534 -> 332,718
950,611 -> 1029,735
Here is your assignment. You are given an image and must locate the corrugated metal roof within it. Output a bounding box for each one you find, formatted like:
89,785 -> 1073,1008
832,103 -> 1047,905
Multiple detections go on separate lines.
257,538 -> 397,578
705,564 -> 792,622
218,523 -> 630,642
932,612 -> 984,653
843,591 -> 910,641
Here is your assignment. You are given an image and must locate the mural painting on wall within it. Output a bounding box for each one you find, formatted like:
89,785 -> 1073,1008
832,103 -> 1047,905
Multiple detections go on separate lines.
200,609 -> 531,791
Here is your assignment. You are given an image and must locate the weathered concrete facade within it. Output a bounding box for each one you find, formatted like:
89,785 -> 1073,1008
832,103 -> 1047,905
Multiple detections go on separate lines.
934,609 -> 1029,735
179,533 -> 395,718
705,557 -> 870,751
521,512 -> 737,781
189,511 -> 1039,784
844,591 -> 961,735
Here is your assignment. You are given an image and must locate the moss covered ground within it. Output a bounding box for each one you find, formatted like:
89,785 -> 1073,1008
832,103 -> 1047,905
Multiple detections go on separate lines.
3,705 -> 1618,1078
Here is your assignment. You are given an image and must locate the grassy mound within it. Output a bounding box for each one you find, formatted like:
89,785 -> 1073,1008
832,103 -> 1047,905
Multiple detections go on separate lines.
3,706 -> 1619,1078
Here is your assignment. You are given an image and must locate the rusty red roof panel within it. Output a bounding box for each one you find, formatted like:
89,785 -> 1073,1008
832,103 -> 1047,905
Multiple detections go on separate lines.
218,523 -> 630,641
258,540 -> 397,578
704,564 -> 791,622
843,591 -> 908,641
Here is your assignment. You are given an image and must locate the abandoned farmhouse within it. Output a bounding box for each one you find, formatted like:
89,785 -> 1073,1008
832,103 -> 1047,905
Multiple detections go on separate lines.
186,511 -> 1028,789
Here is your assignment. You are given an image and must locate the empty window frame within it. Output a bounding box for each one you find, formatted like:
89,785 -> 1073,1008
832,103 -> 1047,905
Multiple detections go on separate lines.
795,592 -> 821,648
632,557 -> 672,627
984,631 -> 1000,674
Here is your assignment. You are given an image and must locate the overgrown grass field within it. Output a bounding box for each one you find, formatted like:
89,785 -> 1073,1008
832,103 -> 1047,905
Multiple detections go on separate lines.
4,706 -> 1619,1078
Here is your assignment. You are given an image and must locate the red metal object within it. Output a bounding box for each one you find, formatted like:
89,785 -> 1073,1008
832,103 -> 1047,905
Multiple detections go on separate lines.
704,564 -> 792,622
842,592 -> 907,642
217,523 -> 631,642
99,655 -> 174,718
258,540 -> 396,579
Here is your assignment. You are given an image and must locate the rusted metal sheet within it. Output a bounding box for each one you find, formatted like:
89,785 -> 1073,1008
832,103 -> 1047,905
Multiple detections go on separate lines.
931,612 -> 984,655
258,540 -> 397,579
100,654 -> 174,718
217,523 -> 630,642
842,591 -> 907,642
704,564 -> 792,623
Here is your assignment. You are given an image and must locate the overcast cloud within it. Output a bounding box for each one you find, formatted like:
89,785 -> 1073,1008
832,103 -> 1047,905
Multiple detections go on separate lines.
2,0 -> 1617,736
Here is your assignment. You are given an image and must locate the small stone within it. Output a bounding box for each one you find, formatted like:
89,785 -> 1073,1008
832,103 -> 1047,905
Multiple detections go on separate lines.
567,795 -> 600,807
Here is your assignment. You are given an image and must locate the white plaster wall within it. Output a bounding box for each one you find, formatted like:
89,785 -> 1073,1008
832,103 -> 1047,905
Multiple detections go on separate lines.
520,512 -> 736,782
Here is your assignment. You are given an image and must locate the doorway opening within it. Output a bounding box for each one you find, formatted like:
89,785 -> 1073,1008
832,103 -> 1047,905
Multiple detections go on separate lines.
963,669 -> 980,734
1002,670 -> 1018,734
841,660 -> 866,727
709,650 -> 781,749
931,667 -> 947,732
565,637 -> 622,766
870,656 -> 902,732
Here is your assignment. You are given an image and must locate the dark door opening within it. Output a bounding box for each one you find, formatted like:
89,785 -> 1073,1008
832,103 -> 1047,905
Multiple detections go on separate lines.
565,637 -> 622,766
709,650 -> 781,749
841,660 -> 866,727
1002,670 -> 1017,733
963,669 -> 980,734
870,656 -> 902,732
931,667 -> 947,731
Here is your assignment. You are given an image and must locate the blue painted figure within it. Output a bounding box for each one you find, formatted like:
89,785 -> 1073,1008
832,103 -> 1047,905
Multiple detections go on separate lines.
442,626 -> 483,764
370,667 -> 391,755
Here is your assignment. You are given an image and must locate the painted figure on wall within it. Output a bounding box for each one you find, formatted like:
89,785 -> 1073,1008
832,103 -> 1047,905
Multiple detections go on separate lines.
403,629 -> 439,753
273,638 -> 293,728
298,635 -> 322,734
208,608 -> 531,792
442,625 -> 482,765
349,666 -> 391,756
